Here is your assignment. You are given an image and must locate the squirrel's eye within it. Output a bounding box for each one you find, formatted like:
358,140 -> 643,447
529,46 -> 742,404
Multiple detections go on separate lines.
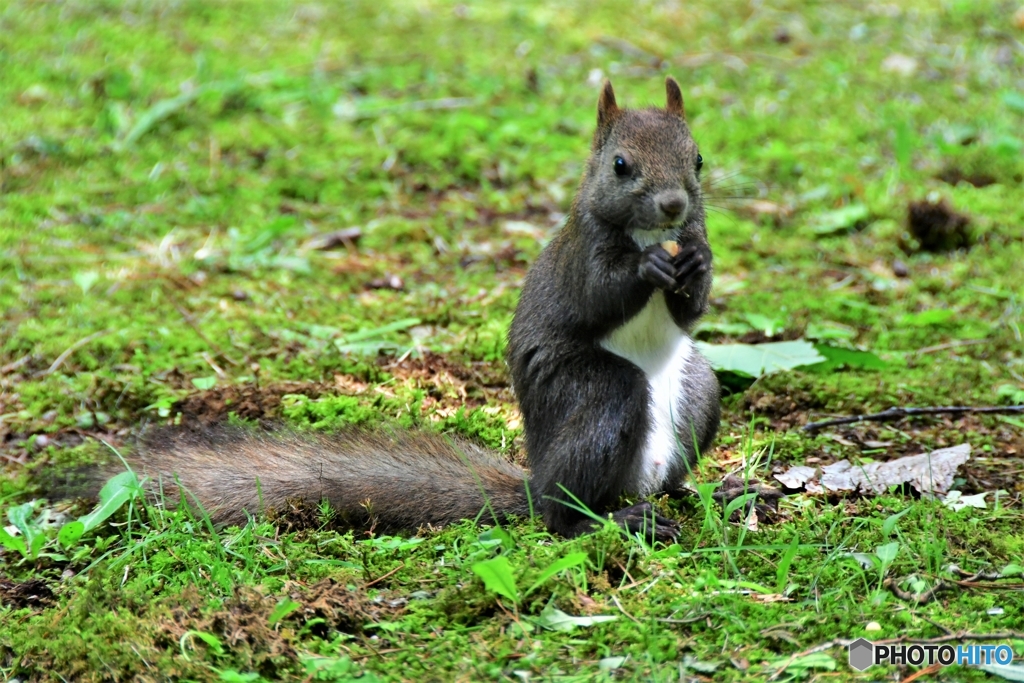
696,153 -> 704,172
613,156 -> 629,177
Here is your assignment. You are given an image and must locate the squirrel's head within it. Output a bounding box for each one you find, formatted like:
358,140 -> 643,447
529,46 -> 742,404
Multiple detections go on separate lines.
581,77 -> 704,242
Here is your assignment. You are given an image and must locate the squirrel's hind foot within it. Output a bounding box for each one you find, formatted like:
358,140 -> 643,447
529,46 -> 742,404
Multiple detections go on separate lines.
610,502 -> 679,543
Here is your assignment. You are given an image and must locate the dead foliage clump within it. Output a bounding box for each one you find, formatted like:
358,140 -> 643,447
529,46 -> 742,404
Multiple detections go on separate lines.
162,579 -> 406,674
173,381 -> 330,425
0,577 -> 54,610
379,351 -> 511,406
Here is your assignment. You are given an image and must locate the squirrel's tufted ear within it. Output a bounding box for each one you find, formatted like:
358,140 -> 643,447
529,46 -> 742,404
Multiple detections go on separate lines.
665,77 -> 684,118
597,80 -> 620,129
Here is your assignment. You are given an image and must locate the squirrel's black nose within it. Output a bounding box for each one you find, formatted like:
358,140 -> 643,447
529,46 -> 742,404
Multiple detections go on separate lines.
657,192 -> 688,220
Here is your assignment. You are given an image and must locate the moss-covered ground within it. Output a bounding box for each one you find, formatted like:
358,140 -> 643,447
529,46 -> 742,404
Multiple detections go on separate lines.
1,0 -> 1023,680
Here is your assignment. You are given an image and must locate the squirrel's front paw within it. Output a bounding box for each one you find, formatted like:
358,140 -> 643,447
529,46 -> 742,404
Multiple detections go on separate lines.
669,243 -> 711,295
638,244 -> 678,290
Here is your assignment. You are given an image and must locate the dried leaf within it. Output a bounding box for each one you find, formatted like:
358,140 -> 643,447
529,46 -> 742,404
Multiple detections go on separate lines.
775,444 -> 970,496
774,466 -> 817,489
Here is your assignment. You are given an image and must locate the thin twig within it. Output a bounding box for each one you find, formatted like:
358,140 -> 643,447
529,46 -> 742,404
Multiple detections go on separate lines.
883,577 -> 950,605
657,613 -> 709,625
917,615 -> 954,637
0,354 -> 32,375
915,338 -> 989,355
364,561 -> 404,588
802,405 -> 1024,432
39,329 -> 112,376
611,595 -> 641,625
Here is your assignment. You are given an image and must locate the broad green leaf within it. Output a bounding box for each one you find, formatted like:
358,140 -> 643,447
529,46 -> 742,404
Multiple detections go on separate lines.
0,527 -> 27,556
219,672 -> 261,683
724,492 -> 758,521
478,527 -> 514,551
78,471 -> 141,532
73,271 -> 100,294
526,552 -> 588,595
58,521 -> 85,549
901,309 -> 954,326
809,203 -> 870,236
811,344 -> 887,371
776,535 -> 800,593
697,341 -> 825,377
777,652 -> 837,673
180,630 -> 225,659
7,502 -> 42,558
1004,91 -> 1024,114
470,555 -> 519,604
29,533 -> 46,558
191,376 -> 218,390
599,656 -> 627,671
681,655 -> 721,673
881,508 -> 911,536
8,502 -> 37,537
268,599 -> 301,626
875,542 -> 899,570
804,321 -> 856,341
846,552 -> 880,570
744,313 -> 784,336
532,605 -> 616,632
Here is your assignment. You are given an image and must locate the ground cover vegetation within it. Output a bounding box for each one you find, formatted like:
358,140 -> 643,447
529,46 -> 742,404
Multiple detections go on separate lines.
1,0 -> 1023,680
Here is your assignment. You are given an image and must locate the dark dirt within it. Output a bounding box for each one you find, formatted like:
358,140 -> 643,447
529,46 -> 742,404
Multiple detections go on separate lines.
906,197 -> 972,252
172,380 -> 331,425
936,167 -> 997,188
0,577 -> 54,609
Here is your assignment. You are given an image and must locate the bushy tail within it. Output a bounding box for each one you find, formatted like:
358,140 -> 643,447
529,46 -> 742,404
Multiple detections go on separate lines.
124,425 -> 532,530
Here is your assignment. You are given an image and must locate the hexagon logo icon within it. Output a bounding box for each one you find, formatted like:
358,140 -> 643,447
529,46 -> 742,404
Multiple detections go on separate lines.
848,638 -> 874,671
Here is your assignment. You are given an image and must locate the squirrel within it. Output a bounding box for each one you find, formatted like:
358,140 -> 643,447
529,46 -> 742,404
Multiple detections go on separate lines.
111,77 -> 720,541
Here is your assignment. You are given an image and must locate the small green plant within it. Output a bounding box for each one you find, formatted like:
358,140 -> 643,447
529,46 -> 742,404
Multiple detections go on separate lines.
0,471 -> 140,562
0,502 -> 46,561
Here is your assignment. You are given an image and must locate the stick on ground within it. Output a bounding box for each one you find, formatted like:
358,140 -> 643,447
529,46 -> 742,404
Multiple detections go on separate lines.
801,405 -> 1024,433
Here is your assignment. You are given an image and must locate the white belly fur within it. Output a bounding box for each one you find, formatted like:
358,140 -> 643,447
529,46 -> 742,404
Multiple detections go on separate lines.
599,291 -> 692,495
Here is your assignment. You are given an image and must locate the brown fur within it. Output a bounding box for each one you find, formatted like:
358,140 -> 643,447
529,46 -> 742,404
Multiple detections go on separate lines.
128,425 -> 531,530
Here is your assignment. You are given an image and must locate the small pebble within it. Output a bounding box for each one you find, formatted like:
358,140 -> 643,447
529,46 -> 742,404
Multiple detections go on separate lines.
892,260 -> 909,278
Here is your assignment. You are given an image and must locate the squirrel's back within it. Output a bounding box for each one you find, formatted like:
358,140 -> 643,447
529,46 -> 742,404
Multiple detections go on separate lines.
128,425 -> 531,530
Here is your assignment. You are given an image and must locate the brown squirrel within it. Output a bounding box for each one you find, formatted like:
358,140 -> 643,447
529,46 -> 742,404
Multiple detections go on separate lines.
119,78 -> 720,541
